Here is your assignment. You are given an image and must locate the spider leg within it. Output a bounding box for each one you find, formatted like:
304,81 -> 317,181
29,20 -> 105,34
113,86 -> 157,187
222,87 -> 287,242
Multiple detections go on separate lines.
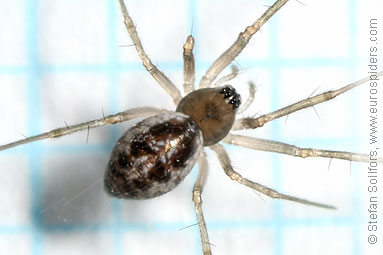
0,107 -> 165,151
213,65 -> 239,87
193,150 -> 212,255
238,81 -> 256,114
232,72 -> 383,130
210,143 -> 336,209
118,0 -> 182,105
199,0 -> 289,88
223,133 -> 382,163
183,35 -> 196,95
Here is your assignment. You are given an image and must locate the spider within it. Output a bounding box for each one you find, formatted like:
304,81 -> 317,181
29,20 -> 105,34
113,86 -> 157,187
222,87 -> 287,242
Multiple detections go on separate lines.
0,0 -> 383,253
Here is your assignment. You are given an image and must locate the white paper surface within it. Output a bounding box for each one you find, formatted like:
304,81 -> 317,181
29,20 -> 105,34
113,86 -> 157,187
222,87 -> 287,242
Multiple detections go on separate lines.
0,0 -> 382,254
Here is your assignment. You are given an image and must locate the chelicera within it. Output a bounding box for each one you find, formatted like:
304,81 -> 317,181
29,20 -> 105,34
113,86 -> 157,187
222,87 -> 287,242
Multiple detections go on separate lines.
0,0 -> 381,254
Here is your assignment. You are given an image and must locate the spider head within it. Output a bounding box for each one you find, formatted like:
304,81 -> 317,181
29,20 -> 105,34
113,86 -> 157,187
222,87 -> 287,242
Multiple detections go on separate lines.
176,85 -> 241,146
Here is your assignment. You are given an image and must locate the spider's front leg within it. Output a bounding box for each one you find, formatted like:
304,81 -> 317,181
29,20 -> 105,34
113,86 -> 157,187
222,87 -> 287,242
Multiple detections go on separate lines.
227,72 -> 383,164
232,72 -> 383,131
118,0 -> 182,105
199,0 -> 289,88
223,134 -> 382,163
183,35 -> 196,95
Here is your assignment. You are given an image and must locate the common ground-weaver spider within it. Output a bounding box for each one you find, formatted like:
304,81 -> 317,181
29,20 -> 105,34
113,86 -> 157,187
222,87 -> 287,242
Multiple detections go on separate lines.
0,0 -> 382,254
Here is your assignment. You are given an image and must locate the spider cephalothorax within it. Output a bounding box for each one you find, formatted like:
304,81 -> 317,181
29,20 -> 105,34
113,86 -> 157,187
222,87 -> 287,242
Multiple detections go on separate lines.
177,85 -> 241,146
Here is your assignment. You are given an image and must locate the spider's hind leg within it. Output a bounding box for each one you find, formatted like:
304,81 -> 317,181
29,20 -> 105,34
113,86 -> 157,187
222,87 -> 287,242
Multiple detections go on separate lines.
193,151 -> 212,255
223,133 -> 381,163
0,107 -> 165,151
210,143 -> 336,209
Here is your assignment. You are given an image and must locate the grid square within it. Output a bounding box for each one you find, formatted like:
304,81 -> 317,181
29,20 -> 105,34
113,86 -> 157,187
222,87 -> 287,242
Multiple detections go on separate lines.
0,233 -> 31,255
44,232 -> 114,255
209,228 -> 274,255
283,226 -> 353,255
202,150 -> 275,222
278,66 -> 354,142
122,230 -> 196,255
39,0 -> 109,65
280,156 -> 355,219
40,72 -> 112,146
198,0 -> 271,63
41,153 -> 113,226
0,75 -> 28,145
278,0 -> 350,59
0,155 -> 30,226
0,1 -> 27,66
116,0 -> 190,64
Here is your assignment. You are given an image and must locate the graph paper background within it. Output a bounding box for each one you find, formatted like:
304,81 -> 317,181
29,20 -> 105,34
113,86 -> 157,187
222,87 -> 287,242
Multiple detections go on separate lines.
0,0 -> 382,254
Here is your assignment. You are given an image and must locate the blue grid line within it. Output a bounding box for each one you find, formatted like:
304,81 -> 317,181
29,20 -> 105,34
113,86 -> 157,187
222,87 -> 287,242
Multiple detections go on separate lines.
23,0 -> 44,254
0,58 -> 356,76
267,5 -> 284,254
0,215 -> 359,234
0,56 -> 358,70
105,1 -> 124,254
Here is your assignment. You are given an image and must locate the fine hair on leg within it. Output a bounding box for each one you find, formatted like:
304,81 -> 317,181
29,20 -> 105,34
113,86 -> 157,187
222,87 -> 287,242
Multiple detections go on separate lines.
118,0 -> 182,105
210,143 -> 336,209
232,72 -> 383,130
193,151 -> 212,255
223,133 -> 380,163
183,35 -> 196,95
199,0 -> 289,88
0,107 -> 165,151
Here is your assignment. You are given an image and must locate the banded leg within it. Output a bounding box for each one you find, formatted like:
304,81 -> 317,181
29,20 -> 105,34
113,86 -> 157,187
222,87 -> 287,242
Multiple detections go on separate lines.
210,143 -> 335,209
0,107 -> 165,151
118,0 -> 182,105
193,151 -> 212,255
232,72 -> 383,130
199,0 -> 289,88
183,35 -> 196,95
223,133 -> 381,163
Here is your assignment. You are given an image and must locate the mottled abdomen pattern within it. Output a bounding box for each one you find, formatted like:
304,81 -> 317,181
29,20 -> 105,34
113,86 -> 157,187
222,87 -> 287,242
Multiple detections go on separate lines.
104,112 -> 203,199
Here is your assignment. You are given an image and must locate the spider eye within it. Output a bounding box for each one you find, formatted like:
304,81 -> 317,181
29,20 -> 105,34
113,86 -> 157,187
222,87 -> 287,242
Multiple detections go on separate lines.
230,94 -> 242,109
220,86 -> 241,109
220,86 -> 236,98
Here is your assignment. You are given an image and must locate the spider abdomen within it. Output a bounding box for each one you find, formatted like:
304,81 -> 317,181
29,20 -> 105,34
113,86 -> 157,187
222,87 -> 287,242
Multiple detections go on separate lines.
104,112 -> 203,199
